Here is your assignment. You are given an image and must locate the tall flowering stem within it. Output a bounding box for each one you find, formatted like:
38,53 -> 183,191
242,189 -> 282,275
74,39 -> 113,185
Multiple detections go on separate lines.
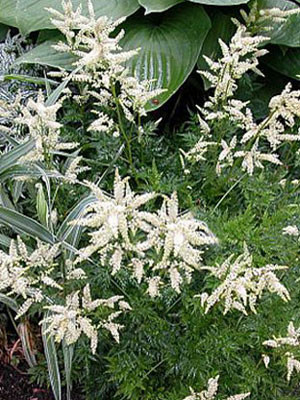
47,0 -> 164,170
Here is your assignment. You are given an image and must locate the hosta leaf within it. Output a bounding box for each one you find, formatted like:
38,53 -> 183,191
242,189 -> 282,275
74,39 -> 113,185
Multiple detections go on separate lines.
0,0 -> 140,36
0,24 -> 9,41
263,47 -> 300,80
139,0 -> 184,14
15,41 -> 76,70
255,0 -> 300,47
190,0 -> 249,4
120,3 -> 211,110
197,11 -> 235,89
42,314 -> 62,400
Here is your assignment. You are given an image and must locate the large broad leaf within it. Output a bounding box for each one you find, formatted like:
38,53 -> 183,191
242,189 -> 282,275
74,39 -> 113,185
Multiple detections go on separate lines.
120,3 -> 211,110
254,0 -> 300,47
190,0 -> 249,4
0,24 -> 8,41
138,0 -> 184,14
0,0 -> 140,36
197,11 -> 235,89
15,41 -> 76,70
263,47 -> 300,81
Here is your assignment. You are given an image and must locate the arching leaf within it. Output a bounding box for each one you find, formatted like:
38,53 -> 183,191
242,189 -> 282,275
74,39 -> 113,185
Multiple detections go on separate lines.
15,41 -> 76,70
138,0 -> 184,14
190,0 -> 249,5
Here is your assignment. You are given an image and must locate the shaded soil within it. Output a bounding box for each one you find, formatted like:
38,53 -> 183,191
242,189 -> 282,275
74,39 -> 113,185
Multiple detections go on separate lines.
0,363 -> 54,400
0,363 -> 83,400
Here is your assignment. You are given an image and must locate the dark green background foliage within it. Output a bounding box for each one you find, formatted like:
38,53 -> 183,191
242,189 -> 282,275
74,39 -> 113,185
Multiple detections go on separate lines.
3,0 -> 300,110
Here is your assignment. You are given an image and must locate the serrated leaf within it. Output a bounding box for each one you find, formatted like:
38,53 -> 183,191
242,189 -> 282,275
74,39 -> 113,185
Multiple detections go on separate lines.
0,0 -> 140,36
120,3 -> 211,110
42,314 -> 62,400
139,0 -> 184,14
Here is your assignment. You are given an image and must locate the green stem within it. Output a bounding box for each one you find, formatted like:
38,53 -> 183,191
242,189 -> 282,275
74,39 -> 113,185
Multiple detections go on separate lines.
111,83 -> 134,172
213,172 -> 247,213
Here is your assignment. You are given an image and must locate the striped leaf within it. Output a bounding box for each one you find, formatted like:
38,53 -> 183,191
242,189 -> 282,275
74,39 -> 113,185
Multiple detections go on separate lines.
0,207 -> 55,243
42,314 -> 62,400
0,293 -> 18,312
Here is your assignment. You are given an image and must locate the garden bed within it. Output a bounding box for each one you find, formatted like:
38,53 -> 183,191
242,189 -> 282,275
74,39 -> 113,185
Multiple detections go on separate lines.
0,363 -> 83,400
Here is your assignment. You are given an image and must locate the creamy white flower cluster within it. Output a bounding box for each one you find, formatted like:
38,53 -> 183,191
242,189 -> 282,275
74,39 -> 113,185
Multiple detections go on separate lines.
0,237 -> 61,318
263,322 -> 300,381
0,236 -> 131,354
42,284 -> 131,354
0,32 -> 39,129
283,225 -> 299,238
14,91 -> 78,163
198,244 -> 290,315
47,0 -> 163,133
72,170 -> 217,296
0,92 -> 23,137
200,23 -> 267,105
182,375 -> 250,400
242,1 -> 300,34
184,22 -> 300,176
